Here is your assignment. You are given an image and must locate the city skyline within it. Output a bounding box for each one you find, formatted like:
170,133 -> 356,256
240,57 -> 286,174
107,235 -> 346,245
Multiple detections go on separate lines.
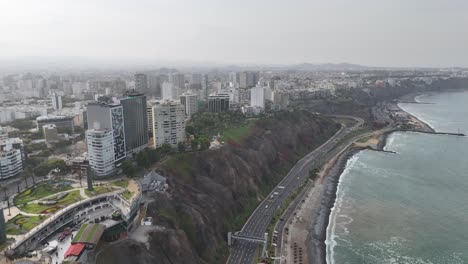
1,0 -> 468,68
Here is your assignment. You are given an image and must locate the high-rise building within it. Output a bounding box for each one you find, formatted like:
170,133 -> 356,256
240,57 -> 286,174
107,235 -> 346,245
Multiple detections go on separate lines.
239,71 -> 260,88
42,124 -> 59,142
162,82 -> 176,101
169,73 -> 185,91
0,138 -> 25,180
152,102 -> 186,148
148,75 -> 161,97
135,73 -> 148,93
250,86 -> 265,109
86,128 -> 116,177
208,94 -> 230,113
189,74 -> 202,90
180,93 -> 199,116
120,92 -> 148,155
51,93 -> 62,110
201,74 -> 209,100
86,102 -> 126,162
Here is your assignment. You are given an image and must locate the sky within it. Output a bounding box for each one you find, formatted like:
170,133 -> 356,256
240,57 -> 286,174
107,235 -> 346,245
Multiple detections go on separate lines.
0,0 -> 468,68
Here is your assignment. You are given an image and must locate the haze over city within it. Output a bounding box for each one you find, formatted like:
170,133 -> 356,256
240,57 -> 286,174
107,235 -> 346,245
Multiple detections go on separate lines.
1,0 -> 468,68
1,1 -> 468,264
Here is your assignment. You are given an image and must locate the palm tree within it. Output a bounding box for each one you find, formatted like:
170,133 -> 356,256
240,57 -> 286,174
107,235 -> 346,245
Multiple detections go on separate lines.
22,173 -> 29,189
31,171 -> 36,185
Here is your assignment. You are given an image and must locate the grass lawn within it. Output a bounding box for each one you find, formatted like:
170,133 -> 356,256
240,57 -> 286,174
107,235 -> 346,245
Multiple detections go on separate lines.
162,154 -> 193,183
18,190 -> 83,214
111,179 -> 129,189
72,224 -> 88,242
121,190 -> 134,201
6,214 -> 45,235
85,186 -> 115,197
14,183 -> 73,205
220,121 -> 255,144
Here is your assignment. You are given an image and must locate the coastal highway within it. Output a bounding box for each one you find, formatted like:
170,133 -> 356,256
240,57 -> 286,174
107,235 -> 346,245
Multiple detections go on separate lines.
227,115 -> 364,264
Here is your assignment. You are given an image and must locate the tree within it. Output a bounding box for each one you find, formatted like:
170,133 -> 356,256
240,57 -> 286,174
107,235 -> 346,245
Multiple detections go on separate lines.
185,125 -> 195,135
136,151 -> 150,168
121,160 -> 137,177
199,136 -> 210,150
1,186 -> 9,216
191,139 -> 198,150
177,142 -> 186,152
159,144 -> 173,155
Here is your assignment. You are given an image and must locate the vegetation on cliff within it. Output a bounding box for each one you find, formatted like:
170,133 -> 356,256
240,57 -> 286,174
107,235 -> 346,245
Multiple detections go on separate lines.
97,110 -> 339,264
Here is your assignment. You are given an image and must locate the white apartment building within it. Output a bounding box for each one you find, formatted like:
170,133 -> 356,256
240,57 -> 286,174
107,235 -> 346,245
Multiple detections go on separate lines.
250,86 -> 265,109
51,93 -> 62,110
152,102 -> 186,148
86,128 -> 116,177
0,138 -> 25,180
162,82 -> 177,101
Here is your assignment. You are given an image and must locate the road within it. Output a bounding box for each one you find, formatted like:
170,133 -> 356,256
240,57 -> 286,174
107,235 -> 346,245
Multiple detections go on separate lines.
227,115 -> 364,264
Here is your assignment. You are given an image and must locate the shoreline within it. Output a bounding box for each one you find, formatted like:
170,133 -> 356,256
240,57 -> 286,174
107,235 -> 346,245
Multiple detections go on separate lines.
281,93 -> 440,264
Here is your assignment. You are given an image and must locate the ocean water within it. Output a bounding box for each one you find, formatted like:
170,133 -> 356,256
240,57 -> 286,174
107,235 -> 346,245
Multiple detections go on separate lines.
326,91 -> 468,264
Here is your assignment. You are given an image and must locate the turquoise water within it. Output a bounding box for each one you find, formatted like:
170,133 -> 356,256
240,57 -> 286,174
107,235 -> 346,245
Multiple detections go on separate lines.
326,91 -> 468,264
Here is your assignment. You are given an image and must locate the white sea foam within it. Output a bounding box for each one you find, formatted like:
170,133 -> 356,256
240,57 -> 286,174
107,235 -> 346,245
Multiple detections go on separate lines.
325,155 -> 359,264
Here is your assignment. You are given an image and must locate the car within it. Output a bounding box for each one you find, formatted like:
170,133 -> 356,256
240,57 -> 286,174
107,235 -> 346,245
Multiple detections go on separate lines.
58,229 -> 72,241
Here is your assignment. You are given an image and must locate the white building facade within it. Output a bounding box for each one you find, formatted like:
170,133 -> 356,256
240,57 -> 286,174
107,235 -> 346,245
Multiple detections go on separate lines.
250,86 -> 265,109
0,138 -> 25,179
86,129 -> 116,177
152,103 -> 186,148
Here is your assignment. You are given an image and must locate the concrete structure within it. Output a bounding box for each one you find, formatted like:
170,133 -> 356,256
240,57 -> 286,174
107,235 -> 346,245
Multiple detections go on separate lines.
86,128 -> 115,177
134,73 -> 148,93
169,73 -> 185,92
42,124 -> 59,142
250,86 -> 265,109
161,82 -> 176,101
208,94 -> 230,113
180,93 -> 199,117
239,71 -> 260,88
7,190 -> 133,257
37,115 -> 75,134
120,92 -> 148,156
86,102 -> 126,162
51,93 -> 62,110
152,102 -> 186,148
0,138 -> 24,179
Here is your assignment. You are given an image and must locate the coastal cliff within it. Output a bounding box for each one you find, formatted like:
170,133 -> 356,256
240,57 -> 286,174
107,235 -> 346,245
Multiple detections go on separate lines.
96,110 -> 339,264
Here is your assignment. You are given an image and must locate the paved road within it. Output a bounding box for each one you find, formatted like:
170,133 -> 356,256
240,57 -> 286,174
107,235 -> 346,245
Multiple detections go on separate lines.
227,116 -> 364,264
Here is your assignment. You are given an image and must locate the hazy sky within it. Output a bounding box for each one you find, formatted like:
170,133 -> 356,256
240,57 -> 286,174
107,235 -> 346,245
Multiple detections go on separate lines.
1,0 -> 468,67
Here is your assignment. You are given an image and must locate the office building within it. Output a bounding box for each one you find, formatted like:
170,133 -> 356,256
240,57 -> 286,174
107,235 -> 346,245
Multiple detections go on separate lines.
169,73 -> 185,91
250,86 -> 265,109
162,82 -> 176,101
189,74 -> 202,90
86,102 -> 126,162
120,92 -> 148,155
0,138 -> 25,180
201,74 -> 209,100
239,71 -> 260,88
208,94 -> 230,113
135,73 -> 148,93
86,128 -> 116,177
180,93 -> 199,116
42,124 -> 59,142
152,102 -> 186,148
51,93 -> 62,110
36,115 -> 75,134
148,75 -> 161,97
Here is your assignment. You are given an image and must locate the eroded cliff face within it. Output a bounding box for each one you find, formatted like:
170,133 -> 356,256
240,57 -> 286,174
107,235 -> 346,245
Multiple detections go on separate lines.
96,110 -> 339,264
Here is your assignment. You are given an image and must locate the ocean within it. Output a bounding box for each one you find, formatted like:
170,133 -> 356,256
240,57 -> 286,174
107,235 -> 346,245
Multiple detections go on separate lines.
325,91 -> 468,264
